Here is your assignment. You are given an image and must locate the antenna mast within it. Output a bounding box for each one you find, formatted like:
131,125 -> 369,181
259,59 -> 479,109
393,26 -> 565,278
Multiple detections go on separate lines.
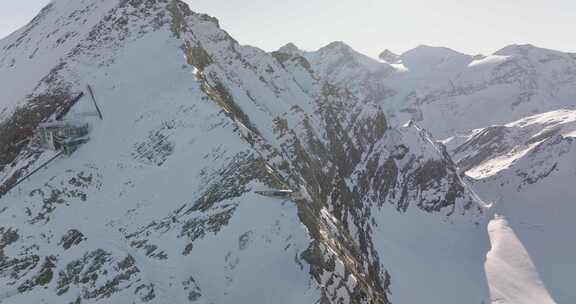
87,85 -> 103,120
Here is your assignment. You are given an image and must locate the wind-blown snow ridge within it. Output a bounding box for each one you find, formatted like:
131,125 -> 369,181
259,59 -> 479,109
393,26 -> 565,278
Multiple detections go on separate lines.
449,108 -> 576,178
485,215 -> 556,304
448,109 -> 576,303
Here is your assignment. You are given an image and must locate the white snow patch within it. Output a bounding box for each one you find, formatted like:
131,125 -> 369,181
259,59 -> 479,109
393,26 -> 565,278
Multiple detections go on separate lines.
485,215 -> 556,304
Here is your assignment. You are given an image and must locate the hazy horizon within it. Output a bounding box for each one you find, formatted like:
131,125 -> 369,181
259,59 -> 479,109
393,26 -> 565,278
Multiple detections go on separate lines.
1,0 -> 575,58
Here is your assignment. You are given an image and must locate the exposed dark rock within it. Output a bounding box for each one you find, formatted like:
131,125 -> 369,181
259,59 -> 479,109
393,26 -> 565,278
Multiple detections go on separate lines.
60,229 -> 86,250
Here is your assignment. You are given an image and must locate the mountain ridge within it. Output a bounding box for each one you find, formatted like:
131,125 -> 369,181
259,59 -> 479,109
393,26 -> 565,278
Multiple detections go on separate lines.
0,1 -> 572,304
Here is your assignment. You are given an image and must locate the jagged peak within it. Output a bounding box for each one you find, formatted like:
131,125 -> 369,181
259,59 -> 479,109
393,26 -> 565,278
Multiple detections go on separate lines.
317,41 -> 354,53
45,0 -> 219,24
298,41 -> 400,82
277,42 -> 303,55
313,41 -> 380,63
379,49 -> 400,63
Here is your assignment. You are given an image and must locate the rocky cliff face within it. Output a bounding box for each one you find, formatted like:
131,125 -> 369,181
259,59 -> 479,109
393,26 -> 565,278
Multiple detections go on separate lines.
0,1 -> 489,304
265,35 -> 576,304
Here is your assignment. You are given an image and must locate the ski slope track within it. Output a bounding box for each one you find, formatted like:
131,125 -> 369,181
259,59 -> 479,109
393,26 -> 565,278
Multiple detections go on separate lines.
0,1 -> 573,303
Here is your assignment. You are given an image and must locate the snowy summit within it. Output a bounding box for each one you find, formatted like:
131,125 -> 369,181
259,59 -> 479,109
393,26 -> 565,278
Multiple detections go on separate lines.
0,1 -> 573,304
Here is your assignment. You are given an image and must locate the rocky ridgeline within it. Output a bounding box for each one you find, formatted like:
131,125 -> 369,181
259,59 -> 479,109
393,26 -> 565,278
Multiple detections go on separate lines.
0,1 -> 503,304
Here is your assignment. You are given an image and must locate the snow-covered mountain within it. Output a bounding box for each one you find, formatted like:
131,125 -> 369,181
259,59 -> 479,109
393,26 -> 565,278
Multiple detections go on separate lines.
0,1 -> 572,304
0,1 -> 488,304
448,109 -> 576,304
387,44 -> 576,138
272,40 -> 576,303
380,43 -> 576,304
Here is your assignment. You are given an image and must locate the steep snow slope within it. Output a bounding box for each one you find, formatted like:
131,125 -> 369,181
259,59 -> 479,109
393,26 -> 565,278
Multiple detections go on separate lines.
485,216 -> 555,304
352,123 -> 490,303
381,44 -> 576,137
274,43 -> 491,303
290,40 -> 576,304
276,41 -> 396,96
0,0 -> 118,119
0,1 -> 319,303
448,109 -> 576,177
0,1 -> 490,304
421,45 -> 576,136
449,109 -> 576,304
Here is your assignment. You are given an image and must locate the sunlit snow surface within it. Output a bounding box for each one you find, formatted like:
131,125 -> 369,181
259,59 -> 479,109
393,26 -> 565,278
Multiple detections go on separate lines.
0,1 -> 575,303
0,2 -> 319,302
485,216 -> 555,304
452,109 -> 576,303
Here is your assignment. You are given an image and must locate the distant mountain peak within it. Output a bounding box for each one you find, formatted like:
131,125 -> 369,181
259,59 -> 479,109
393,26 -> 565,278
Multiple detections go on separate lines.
277,42 -> 302,55
319,41 -> 353,53
398,45 -> 473,72
2,1 -> 575,302
379,49 -> 400,63
495,43 -> 537,53
494,43 -> 561,57
401,45 -> 470,59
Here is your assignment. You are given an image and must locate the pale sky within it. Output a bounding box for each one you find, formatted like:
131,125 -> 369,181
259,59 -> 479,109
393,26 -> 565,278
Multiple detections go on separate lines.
1,0 -> 574,58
